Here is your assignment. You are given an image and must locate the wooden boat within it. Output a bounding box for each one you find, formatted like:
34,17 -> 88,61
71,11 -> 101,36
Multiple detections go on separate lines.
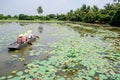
8,36 -> 37,50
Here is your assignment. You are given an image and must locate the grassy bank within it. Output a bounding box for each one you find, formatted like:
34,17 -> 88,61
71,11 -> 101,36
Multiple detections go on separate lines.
0,20 -> 111,26
0,20 -> 66,23
70,21 -> 111,27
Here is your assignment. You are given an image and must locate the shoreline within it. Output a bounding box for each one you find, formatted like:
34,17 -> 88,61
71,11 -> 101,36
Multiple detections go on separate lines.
0,20 -> 119,28
0,20 -> 66,23
68,21 -> 120,28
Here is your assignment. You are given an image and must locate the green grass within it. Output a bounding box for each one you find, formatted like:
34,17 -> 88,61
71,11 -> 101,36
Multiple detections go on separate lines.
0,20 -> 65,23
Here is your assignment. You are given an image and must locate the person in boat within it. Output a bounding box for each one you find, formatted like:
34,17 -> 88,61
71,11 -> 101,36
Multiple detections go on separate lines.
22,33 -> 28,43
27,30 -> 34,39
17,34 -> 23,44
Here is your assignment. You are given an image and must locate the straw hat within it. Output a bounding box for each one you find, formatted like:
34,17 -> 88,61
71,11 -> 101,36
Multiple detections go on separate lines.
18,34 -> 23,37
24,33 -> 28,36
27,30 -> 32,33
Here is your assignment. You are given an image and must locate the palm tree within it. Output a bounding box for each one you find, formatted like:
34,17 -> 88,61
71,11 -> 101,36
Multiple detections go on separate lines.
37,6 -> 43,15
104,3 -> 114,10
80,4 -> 90,13
92,5 -> 99,12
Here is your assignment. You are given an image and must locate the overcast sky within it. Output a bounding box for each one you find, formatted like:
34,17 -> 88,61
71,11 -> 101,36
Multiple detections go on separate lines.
0,0 -> 113,16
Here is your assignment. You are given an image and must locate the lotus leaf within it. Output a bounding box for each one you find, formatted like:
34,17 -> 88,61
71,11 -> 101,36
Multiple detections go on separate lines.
11,76 -> 21,80
25,77 -> 32,80
7,75 -> 13,79
31,68 -> 38,72
99,74 -> 108,80
16,71 -> 23,76
20,75 -> 25,79
0,76 -> 6,80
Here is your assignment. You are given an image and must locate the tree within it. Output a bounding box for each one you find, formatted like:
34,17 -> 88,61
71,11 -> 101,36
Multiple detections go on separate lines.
104,3 -> 113,10
104,3 -> 115,14
0,14 -> 4,20
80,4 -> 91,21
57,14 -> 67,21
13,15 -> 18,18
103,3 -> 115,20
113,0 -> 120,3
67,10 -> 76,21
91,5 -> 100,22
110,8 -> 120,26
39,16 -> 50,20
6,15 -> 12,19
80,4 -> 90,13
37,6 -> 43,15
47,14 -> 56,19
18,14 -> 34,20
92,5 -> 99,12
98,14 -> 111,24
19,14 -> 27,20
83,11 -> 96,23
74,8 -> 83,21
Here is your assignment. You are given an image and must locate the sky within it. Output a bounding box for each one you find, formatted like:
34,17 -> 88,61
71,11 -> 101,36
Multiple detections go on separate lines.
0,0 -> 113,16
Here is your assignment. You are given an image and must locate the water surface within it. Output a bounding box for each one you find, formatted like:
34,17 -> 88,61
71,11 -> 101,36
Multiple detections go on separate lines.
0,22 -> 120,78
0,22 -> 67,76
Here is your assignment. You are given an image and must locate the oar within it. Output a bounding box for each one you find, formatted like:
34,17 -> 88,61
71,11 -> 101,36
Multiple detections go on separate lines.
35,36 -> 40,39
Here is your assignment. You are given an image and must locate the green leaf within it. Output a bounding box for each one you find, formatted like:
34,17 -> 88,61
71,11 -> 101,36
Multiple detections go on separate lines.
0,76 -> 6,80
16,71 -> 23,76
31,68 -> 38,72
11,76 -> 21,80
116,74 -> 120,80
88,70 -> 95,76
7,75 -> 13,79
99,74 -> 108,80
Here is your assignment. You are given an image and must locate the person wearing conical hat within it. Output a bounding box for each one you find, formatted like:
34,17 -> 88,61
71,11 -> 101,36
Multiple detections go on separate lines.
22,33 -> 28,43
17,34 -> 23,44
27,30 -> 34,39
27,30 -> 32,33
18,34 -> 23,37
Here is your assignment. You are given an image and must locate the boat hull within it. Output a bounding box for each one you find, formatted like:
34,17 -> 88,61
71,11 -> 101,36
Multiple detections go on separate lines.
8,36 -> 36,50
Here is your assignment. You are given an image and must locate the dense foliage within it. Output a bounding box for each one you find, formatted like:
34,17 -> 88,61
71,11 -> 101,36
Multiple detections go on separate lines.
19,14 -> 34,20
37,6 -> 43,15
0,3 -> 120,26
110,8 -> 120,26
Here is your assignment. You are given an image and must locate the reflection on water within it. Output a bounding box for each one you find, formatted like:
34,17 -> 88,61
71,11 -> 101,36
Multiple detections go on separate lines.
38,26 -> 43,33
19,23 -> 29,26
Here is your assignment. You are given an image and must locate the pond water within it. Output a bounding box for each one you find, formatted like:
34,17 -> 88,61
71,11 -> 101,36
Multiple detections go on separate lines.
0,22 -> 70,76
0,22 -> 120,79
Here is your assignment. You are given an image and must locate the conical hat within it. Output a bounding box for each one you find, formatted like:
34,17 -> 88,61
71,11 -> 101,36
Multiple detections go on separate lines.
24,33 -> 28,36
18,34 -> 23,37
27,30 -> 32,33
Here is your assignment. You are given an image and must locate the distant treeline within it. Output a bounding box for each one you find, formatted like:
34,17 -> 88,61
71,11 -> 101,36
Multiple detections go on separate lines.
0,3 -> 120,27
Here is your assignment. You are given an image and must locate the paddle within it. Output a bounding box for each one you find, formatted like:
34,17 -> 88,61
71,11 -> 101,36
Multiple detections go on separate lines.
35,36 -> 39,39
